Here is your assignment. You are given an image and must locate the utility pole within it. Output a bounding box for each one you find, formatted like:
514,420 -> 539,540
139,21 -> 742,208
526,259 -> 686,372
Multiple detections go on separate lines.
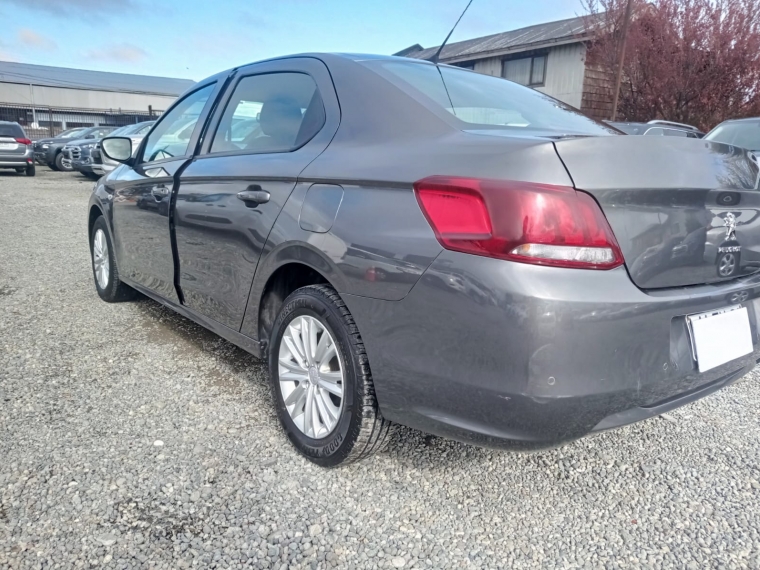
610,0 -> 634,120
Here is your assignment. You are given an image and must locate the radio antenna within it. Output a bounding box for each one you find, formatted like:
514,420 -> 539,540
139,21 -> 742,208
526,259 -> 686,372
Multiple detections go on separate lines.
430,0 -> 474,64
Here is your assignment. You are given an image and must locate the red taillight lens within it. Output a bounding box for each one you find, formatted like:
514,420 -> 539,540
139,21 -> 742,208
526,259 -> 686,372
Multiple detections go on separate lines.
15,138 -> 32,146
414,176 -> 624,270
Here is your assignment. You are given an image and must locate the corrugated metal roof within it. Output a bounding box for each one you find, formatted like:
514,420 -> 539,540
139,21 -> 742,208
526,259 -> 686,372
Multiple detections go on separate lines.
406,15 -> 590,62
0,61 -> 195,96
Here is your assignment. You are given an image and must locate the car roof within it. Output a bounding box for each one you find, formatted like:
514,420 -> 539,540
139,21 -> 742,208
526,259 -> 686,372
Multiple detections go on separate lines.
200,53 -> 430,82
715,117 -> 760,125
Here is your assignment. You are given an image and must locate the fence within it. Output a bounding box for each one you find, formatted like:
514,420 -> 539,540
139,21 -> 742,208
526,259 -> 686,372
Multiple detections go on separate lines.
0,102 -> 164,141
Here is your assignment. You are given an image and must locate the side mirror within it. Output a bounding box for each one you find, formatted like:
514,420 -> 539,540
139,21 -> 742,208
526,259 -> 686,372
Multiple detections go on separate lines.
101,137 -> 133,164
85,134 -> 96,139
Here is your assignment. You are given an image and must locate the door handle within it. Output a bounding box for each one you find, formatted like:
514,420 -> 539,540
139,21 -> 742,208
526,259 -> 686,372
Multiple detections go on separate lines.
237,188 -> 270,206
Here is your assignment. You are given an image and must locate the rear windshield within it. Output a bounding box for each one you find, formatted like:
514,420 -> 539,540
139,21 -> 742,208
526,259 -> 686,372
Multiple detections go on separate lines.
705,121 -> 760,151
366,60 -> 616,136
0,124 -> 24,138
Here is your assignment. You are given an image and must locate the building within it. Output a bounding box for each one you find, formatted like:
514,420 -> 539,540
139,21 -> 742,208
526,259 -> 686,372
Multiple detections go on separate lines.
397,15 -> 612,119
0,61 -> 195,138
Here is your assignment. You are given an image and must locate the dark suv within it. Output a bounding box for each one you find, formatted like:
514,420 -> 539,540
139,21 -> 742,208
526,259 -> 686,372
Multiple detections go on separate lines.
34,126 -> 116,171
0,121 -> 35,176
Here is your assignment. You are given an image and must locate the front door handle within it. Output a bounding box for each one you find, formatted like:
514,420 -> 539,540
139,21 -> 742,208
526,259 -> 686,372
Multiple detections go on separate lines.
237,188 -> 270,206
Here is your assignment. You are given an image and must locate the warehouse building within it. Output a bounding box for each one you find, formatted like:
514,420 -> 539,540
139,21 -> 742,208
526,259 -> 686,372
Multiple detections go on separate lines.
0,61 -> 195,139
397,15 -> 613,119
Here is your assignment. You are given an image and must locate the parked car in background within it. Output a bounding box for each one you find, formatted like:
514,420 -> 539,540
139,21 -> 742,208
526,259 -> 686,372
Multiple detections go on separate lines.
93,121 -> 155,176
608,120 -> 704,138
65,123 -> 152,179
704,118 -> 760,153
35,126 -> 117,172
90,54 -> 760,467
0,121 -> 35,176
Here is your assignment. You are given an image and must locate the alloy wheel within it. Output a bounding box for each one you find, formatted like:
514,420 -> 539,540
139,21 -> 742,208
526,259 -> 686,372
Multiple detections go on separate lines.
93,229 -> 110,289
719,252 -> 736,277
278,315 -> 344,439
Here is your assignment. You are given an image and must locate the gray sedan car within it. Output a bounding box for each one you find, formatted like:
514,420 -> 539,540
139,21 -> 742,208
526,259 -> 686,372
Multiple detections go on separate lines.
89,54 -> 760,466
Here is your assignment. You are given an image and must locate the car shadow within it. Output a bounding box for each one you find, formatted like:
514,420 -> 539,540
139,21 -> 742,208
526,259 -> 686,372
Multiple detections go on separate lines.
131,296 -> 261,379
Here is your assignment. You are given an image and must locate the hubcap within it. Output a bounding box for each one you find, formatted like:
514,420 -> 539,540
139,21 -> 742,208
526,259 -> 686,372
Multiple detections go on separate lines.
719,253 -> 736,277
278,315 -> 344,439
93,229 -> 110,289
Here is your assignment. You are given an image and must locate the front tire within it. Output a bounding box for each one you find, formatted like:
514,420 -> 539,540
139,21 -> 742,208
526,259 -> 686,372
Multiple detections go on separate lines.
269,285 -> 392,467
90,216 -> 137,303
55,152 -> 72,172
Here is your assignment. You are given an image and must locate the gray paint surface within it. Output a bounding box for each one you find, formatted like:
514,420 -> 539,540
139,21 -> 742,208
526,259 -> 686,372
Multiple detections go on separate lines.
90,53 -> 760,450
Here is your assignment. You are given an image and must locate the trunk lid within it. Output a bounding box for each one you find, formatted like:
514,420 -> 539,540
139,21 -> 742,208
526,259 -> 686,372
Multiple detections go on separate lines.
0,136 -> 25,155
554,136 -> 760,289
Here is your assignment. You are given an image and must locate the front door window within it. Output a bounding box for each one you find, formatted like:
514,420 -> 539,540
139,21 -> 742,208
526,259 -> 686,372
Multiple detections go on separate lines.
142,84 -> 215,163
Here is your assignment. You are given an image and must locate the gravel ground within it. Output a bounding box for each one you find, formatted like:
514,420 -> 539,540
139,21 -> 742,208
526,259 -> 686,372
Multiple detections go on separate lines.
2,169 -> 760,570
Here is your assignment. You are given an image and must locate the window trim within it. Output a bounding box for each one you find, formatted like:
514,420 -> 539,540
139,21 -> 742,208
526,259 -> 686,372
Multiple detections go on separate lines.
501,52 -> 548,88
203,70 -> 326,159
136,81 -> 219,166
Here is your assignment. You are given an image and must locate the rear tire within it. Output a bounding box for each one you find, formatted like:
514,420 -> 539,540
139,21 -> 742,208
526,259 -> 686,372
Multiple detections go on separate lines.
269,284 -> 392,467
55,152 -> 72,172
25,165 -> 35,177
90,216 -> 137,303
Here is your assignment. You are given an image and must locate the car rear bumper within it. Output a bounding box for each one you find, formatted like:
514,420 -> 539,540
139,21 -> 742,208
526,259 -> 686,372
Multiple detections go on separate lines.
0,150 -> 34,167
343,250 -> 760,450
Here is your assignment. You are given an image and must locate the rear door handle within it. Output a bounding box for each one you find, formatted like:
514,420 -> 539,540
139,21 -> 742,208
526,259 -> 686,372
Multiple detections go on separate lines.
237,188 -> 270,205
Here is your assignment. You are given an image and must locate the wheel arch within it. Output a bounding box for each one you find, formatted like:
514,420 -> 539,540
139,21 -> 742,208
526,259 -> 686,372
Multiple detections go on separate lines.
245,242 -> 349,351
88,203 -> 104,238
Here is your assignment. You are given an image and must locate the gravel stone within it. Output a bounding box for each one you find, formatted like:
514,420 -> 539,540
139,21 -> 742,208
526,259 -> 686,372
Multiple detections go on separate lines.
2,170 -> 760,569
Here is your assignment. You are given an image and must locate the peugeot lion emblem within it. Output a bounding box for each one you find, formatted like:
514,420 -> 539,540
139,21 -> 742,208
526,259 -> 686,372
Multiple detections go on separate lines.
724,212 -> 738,241
717,212 -> 741,278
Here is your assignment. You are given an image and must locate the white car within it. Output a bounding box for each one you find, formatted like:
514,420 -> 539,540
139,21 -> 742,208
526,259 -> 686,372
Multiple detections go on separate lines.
93,121 -> 155,175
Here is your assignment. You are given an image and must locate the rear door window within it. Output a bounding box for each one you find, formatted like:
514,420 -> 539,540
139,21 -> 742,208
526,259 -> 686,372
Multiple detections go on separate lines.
209,72 -> 325,154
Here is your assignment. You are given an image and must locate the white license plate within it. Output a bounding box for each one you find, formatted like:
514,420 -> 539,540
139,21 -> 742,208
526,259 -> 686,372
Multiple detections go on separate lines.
0,143 -> 18,150
687,306 -> 753,372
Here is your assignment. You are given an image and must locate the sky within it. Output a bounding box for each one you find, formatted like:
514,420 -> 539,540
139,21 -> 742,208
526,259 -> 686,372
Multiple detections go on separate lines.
0,0 -> 584,81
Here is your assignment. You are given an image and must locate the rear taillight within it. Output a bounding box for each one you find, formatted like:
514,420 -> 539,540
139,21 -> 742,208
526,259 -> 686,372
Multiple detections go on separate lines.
414,176 -> 624,270
15,138 -> 32,146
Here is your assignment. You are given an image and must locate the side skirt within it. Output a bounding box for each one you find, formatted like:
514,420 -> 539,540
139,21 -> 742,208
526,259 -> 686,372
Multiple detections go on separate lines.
125,278 -> 263,359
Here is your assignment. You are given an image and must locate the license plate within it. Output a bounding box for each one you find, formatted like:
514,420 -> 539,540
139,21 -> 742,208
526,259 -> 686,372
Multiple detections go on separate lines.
687,306 -> 753,372
0,143 -> 18,150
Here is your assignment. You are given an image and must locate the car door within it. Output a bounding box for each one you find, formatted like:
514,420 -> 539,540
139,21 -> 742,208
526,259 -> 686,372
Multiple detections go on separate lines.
174,58 -> 340,330
108,81 -> 222,303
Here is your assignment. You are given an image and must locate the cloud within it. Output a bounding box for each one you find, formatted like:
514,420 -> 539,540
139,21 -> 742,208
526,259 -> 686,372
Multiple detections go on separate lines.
85,43 -> 148,63
17,28 -> 57,50
3,0 -> 139,17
